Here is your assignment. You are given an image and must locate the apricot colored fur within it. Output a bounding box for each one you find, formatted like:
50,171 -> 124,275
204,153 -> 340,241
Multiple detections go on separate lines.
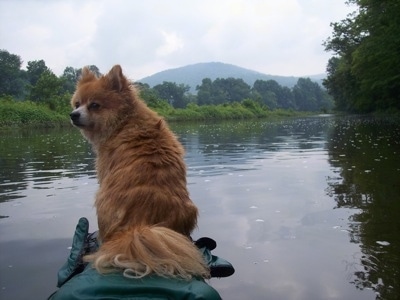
70,65 -> 209,279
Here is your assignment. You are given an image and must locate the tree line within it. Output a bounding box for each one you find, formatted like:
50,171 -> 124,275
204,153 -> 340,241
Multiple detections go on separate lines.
0,49 -> 332,113
323,0 -> 400,113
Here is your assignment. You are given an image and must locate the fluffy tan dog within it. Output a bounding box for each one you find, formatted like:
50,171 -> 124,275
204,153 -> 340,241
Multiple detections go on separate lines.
70,65 -> 209,279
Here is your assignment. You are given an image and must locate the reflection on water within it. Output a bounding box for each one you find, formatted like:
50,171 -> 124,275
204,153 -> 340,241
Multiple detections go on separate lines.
0,116 -> 399,300
0,128 -> 95,205
326,116 -> 400,299
178,118 -> 333,177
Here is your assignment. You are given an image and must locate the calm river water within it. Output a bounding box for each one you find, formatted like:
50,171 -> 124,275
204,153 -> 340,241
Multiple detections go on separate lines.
0,115 -> 399,300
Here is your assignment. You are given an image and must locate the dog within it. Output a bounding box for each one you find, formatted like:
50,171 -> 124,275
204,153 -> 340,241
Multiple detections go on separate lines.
69,65 -> 209,280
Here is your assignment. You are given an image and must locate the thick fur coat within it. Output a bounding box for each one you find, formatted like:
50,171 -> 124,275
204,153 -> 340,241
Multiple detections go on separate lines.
70,65 -> 209,279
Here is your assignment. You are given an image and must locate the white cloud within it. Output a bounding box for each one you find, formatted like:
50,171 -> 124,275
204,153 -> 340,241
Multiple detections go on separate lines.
156,30 -> 184,57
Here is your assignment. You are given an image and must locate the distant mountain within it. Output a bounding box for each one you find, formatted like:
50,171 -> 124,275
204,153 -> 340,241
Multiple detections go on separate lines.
138,62 -> 325,93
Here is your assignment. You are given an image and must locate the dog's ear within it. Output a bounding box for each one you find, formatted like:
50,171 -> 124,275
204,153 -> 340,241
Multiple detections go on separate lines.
106,65 -> 130,92
155,119 -> 165,130
79,66 -> 97,84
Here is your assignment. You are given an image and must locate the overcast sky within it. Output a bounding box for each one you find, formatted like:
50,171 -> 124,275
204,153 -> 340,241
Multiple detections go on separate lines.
0,0 -> 354,80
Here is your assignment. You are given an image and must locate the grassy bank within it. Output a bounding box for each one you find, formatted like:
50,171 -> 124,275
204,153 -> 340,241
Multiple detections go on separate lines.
0,98 -> 69,128
151,100 -> 304,121
0,97 -> 306,128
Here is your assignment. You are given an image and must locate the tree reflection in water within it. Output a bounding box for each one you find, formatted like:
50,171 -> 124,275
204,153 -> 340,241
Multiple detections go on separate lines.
326,116 -> 400,300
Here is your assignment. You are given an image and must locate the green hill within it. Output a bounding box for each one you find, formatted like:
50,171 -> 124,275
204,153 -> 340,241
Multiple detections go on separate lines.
139,62 -> 325,93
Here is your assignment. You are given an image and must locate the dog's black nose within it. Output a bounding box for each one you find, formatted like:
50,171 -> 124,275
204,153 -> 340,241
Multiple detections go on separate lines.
70,111 -> 80,122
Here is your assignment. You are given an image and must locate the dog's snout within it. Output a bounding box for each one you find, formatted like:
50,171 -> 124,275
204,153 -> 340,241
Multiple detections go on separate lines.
70,111 -> 80,122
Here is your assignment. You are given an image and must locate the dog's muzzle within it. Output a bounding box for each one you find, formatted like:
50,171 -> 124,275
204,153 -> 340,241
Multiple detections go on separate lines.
70,111 -> 82,126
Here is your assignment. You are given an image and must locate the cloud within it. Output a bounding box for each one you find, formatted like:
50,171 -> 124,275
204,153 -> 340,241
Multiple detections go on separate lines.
0,0 -> 354,79
156,30 -> 184,57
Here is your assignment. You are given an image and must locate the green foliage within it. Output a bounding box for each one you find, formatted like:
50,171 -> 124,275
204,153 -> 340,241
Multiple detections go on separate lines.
153,81 -> 190,108
0,97 -> 68,127
154,99 -> 288,121
138,83 -> 174,115
324,0 -> 400,112
323,57 -> 356,112
253,80 -> 297,110
196,77 -> 251,105
27,60 -> 50,86
48,93 -> 73,114
196,76 -> 328,112
293,78 -> 334,111
61,66 -> 80,94
241,98 -> 269,116
0,49 -> 27,98
196,78 -> 213,105
29,70 -> 64,106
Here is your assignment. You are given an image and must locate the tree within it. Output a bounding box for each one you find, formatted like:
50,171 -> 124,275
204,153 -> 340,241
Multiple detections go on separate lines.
196,77 -> 251,105
350,0 -> 400,111
26,60 -> 49,86
324,0 -> 400,112
0,49 -> 27,98
60,66 -> 79,94
153,81 -> 190,108
137,82 -> 168,109
279,86 -> 296,110
196,78 -> 214,105
252,80 -> 280,109
213,78 -> 251,104
251,79 -> 297,110
293,78 -> 333,111
323,56 -> 358,111
29,70 -> 64,109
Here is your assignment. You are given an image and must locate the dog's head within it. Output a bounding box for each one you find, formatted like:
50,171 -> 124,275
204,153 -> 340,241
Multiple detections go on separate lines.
70,65 -> 135,144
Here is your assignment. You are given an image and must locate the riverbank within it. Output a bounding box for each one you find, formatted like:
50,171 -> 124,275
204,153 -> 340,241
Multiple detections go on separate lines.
0,100 -> 68,128
0,99 -> 310,128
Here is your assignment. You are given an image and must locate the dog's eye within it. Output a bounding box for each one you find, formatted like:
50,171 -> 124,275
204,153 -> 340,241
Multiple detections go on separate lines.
89,102 -> 100,110
74,102 -> 80,109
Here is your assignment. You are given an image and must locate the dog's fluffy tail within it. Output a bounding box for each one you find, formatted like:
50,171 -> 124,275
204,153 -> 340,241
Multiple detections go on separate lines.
84,226 -> 210,280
